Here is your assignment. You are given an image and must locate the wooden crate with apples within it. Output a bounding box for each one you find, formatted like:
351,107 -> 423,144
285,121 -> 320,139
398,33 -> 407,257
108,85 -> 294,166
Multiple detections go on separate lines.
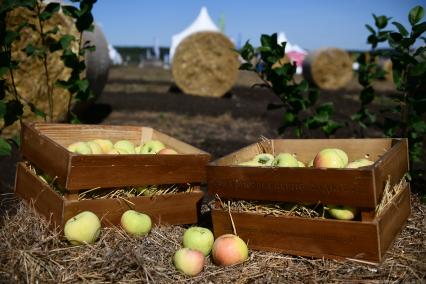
207,138 -> 411,263
15,122 -> 210,228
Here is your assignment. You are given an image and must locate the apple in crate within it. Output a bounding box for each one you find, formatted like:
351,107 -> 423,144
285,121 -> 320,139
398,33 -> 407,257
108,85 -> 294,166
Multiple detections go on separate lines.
121,210 -> 152,236
114,140 -> 136,154
211,234 -> 249,266
313,148 -> 348,168
140,140 -> 165,154
67,142 -> 92,155
158,148 -> 178,155
272,153 -> 299,167
64,211 -> 101,245
87,141 -> 103,154
173,248 -> 205,276
346,158 -> 374,168
252,153 -> 274,166
327,205 -> 357,220
183,226 -> 214,256
92,139 -> 114,153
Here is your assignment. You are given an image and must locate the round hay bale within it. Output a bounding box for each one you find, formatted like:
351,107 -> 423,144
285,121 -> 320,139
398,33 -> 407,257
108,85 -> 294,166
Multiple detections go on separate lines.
172,31 -> 239,97
303,48 -> 353,90
383,59 -> 393,82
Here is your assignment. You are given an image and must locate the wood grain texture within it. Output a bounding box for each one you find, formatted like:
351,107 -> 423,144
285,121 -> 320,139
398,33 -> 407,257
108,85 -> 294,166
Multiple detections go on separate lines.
14,162 -> 64,228
208,138 -> 407,208
21,123 -> 210,191
212,207 -> 381,262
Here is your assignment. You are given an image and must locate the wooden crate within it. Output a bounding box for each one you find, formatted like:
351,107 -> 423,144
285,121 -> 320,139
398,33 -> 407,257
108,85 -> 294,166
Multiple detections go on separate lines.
21,122 -> 211,192
211,183 -> 411,263
207,138 -> 409,208
15,162 -> 204,229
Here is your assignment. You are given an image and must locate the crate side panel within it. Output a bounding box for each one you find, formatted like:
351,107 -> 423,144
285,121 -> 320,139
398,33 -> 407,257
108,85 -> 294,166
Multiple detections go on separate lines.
63,190 -> 204,227
374,139 -> 409,205
377,184 -> 411,260
14,163 -> 64,228
21,123 -> 69,186
207,166 -> 375,207
66,155 -> 209,190
212,209 -> 380,262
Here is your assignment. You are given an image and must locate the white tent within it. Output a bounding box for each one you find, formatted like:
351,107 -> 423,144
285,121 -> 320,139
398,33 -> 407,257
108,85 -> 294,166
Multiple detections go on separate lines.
108,44 -> 123,65
170,6 -> 219,60
277,32 -> 307,74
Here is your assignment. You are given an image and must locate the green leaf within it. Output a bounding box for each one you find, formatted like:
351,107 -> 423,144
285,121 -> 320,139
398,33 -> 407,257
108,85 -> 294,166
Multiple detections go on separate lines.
239,62 -> 253,71
62,5 -> 80,18
374,15 -> 388,29
0,138 -> 12,156
322,121 -> 341,136
392,21 -> 409,36
70,112 -> 81,124
409,6 -> 424,26
39,2 -> 60,21
365,24 -> 375,34
360,86 -> 375,105
4,30 -> 20,46
0,101 -> 6,117
76,12 -> 94,32
59,35 -> 75,49
28,103 -> 46,120
4,99 -> 23,126
316,102 -> 334,116
412,22 -> 426,38
0,80 -> 6,99
0,67 -> 8,77
409,61 -> 426,77
22,43 -> 36,56
282,112 -> 296,125
308,88 -> 319,105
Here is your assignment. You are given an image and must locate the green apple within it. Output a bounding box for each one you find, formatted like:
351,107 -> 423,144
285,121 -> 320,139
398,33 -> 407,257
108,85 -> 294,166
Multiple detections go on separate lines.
120,210 -> 152,236
212,234 -> 249,266
183,227 -> 214,256
333,148 -> 348,166
346,158 -> 374,168
173,248 -> 205,276
140,140 -> 165,154
135,145 -> 141,154
252,153 -> 274,166
238,160 -> 260,167
327,205 -> 357,220
313,148 -> 346,168
297,160 -> 305,167
114,140 -> 135,154
64,211 -> 101,245
67,141 -> 92,155
307,159 -> 314,167
91,139 -> 113,153
272,153 -> 299,167
87,141 -> 103,154
107,148 -> 128,154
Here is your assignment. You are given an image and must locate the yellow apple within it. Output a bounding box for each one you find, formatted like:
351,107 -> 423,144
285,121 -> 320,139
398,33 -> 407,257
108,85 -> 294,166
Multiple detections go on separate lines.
346,158 -> 374,168
327,205 -> 357,220
140,140 -> 165,154
87,141 -> 103,154
67,141 -> 92,155
313,148 -> 347,168
91,139 -> 113,153
120,210 -> 152,236
114,140 -> 135,154
64,211 -> 101,245
272,153 -> 299,167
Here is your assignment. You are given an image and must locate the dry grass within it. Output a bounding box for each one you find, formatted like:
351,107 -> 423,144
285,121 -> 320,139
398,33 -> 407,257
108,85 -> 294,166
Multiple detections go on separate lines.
0,192 -> 425,283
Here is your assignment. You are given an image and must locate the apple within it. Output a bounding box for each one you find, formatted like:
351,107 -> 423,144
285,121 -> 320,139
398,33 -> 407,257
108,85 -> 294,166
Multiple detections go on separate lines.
64,211 -> 101,245
173,248 -> 205,276
252,153 -> 274,166
120,210 -> 152,236
327,205 -> 357,220
87,141 -> 103,154
211,234 -> 249,266
107,148 -> 128,154
91,139 -> 113,153
135,145 -> 141,153
67,141 -> 92,155
313,148 -> 346,168
140,140 -> 165,154
114,140 -> 135,154
158,148 -> 178,155
297,160 -> 305,167
333,148 -> 349,166
346,158 -> 374,168
183,227 -> 214,256
272,153 -> 299,167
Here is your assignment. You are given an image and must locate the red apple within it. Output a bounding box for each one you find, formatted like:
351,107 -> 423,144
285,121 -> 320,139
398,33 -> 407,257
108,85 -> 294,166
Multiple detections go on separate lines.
173,248 -> 205,276
313,148 -> 347,168
211,234 -> 248,266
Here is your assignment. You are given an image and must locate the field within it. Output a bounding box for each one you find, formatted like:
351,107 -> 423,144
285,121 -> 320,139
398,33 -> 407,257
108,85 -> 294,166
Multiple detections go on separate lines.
0,66 -> 425,283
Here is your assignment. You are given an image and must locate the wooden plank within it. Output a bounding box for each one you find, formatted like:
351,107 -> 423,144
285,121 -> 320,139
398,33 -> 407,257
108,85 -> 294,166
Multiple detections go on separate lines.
374,139 -> 409,205
14,162 -> 64,228
20,122 -> 70,187
208,165 -> 375,207
66,154 -> 210,190
211,208 -> 381,263
377,184 -> 411,261
64,190 -> 204,227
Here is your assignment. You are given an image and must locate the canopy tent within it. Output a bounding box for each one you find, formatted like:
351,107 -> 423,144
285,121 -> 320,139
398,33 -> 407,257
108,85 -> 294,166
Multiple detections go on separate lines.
277,32 -> 307,74
108,44 -> 123,65
170,6 -> 220,60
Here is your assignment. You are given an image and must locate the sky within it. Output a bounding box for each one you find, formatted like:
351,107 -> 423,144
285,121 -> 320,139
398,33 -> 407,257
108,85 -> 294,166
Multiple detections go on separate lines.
92,0 -> 425,51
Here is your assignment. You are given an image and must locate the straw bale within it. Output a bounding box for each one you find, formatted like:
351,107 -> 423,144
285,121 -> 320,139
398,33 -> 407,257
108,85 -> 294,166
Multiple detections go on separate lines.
303,48 -> 353,90
172,31 -> 239,97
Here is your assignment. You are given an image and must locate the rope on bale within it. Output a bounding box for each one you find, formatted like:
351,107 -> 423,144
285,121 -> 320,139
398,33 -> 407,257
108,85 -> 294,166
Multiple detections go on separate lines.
303,48 -> 353,90
172,31 -> 239,97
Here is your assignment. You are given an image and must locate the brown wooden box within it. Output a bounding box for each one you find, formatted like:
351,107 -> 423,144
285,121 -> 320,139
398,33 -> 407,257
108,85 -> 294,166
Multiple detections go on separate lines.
212,183 -> 411,263
207,138 -> 409,208
21,122 -> 211,191
15,162 -> 204,228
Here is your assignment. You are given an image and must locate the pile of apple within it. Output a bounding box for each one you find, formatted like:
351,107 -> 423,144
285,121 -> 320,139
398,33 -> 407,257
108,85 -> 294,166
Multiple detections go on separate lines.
63,211 -> 248,277
67,139 -> 178,155
238,148 -> 375,221
238,148 -> 374,169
